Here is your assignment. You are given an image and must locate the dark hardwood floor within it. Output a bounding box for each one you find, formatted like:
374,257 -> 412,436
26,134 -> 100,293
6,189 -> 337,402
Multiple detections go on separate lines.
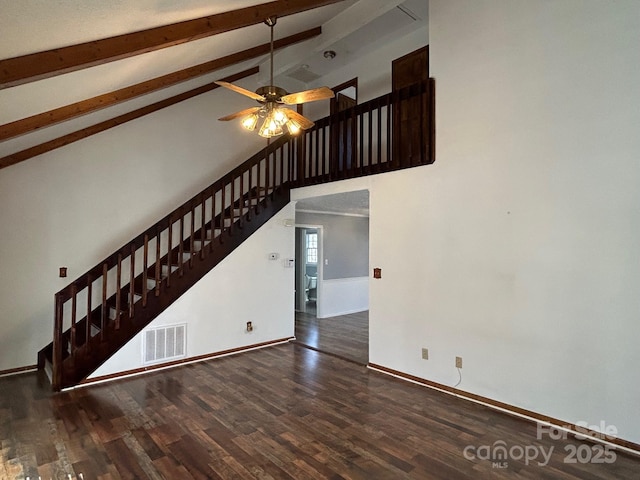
1,343 -> 639,479
294,310 -> 369,365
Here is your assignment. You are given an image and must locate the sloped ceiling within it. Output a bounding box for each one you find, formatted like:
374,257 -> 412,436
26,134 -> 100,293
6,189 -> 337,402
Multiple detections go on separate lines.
0,0 -> 427,167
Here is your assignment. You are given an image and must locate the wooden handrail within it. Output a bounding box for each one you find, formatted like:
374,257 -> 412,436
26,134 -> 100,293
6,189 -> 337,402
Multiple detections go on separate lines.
56,135 -> 291,301
50,79 -> 433,391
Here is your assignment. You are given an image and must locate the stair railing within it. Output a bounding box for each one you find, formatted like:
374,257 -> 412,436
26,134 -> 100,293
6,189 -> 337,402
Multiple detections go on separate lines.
51,135 -> 293,390
49,78 -> 434,390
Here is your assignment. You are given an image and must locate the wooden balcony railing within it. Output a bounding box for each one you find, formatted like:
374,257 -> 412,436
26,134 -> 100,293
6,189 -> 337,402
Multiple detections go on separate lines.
295,78 -> 434,185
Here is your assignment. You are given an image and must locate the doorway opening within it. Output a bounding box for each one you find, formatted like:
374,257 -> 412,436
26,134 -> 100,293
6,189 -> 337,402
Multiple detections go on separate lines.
293,190 -> 370,365
295,226 -> 322,316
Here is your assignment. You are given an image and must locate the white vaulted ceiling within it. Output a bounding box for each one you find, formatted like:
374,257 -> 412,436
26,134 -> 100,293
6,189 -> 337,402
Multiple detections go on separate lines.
0,0 -> 427,164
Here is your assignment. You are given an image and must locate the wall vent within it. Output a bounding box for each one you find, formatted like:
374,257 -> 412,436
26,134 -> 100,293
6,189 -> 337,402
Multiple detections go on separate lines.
143,324 -> 186,365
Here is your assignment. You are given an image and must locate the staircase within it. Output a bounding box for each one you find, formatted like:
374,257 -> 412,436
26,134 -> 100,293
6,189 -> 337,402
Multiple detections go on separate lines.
38,78 -> 435,391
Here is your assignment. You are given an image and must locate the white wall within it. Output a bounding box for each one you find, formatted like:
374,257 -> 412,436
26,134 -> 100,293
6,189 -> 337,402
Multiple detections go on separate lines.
90,203 -> 295,377
0,79 -> 265,372
320,277 -> 368,318
420,0 -> 640,444
293,0 -> 640,445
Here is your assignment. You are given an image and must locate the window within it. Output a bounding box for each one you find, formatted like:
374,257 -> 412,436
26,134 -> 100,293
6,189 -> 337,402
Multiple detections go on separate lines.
306,232 -> 318,264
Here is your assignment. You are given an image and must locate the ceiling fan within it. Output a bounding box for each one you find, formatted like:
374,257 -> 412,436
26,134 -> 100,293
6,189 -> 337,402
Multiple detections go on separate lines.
216,16 -> 334,139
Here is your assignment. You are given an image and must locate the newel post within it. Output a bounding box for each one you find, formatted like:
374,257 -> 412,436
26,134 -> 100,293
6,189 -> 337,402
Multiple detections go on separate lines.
52,292 -> 63,391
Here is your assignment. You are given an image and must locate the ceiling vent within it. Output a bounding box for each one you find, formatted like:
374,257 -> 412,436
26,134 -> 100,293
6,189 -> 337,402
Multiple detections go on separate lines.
286,65 -> 322,84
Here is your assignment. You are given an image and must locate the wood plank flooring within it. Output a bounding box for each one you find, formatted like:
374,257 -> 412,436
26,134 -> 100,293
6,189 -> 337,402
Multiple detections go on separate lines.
295,311 -> 368,365
1,343 -> 639,479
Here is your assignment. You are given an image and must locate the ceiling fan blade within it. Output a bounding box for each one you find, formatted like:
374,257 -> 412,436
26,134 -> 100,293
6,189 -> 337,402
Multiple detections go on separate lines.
218,106 -> 261,122
215,81 -> 265,101
281,86 -> 335,105
285,109 -> 315,129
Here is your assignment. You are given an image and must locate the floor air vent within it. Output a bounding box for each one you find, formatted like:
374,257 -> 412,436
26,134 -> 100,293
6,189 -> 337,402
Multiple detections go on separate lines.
143,324 -> 186,365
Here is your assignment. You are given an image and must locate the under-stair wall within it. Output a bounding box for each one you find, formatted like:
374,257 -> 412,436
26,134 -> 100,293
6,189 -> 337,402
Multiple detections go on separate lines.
88,203 -> 297,380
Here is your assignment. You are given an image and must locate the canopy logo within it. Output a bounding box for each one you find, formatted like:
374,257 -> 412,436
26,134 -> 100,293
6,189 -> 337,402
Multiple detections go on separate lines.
463,440 -> 554,468
463,421 -> 618,469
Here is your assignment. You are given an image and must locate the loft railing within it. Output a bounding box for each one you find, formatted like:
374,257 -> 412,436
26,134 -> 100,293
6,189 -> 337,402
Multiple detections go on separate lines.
48,78 -> 434,390
294,78 -> 434,185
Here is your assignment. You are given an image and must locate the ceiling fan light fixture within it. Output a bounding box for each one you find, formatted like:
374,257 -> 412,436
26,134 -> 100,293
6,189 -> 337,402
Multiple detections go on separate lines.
241,113 -> 259,131
258,119 -> 273,138
258,109 -> 284,138
216,15 -> 332,139
272,107 -> 288,125
285,117 -> 302,135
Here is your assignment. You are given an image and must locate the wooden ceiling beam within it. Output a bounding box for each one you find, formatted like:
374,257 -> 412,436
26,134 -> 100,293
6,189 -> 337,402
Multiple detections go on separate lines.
0,67 -> 259,171
0,27 -> 321,142
0,0 -> 345,88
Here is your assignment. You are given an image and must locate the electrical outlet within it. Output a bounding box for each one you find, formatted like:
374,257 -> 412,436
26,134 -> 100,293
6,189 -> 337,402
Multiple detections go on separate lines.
246,321 -> 254,332
421,348 -> 429,360
456,356 -> 463,368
